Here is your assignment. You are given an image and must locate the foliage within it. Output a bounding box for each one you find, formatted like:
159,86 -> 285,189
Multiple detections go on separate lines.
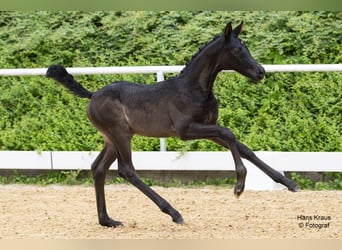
314,172 -> 342,190
0,170 -> 93,185
290,172 -> 342,190
290,173 -> 315,189
0,11 -> 341,153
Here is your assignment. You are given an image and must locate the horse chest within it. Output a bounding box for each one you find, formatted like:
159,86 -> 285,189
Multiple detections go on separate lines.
187,95 -> 219,125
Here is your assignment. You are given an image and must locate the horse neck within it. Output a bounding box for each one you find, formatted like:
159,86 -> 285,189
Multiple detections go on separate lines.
179,40 -> 222,94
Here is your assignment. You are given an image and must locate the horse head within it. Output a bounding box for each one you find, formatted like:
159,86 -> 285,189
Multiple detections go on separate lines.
220,21 -> 265,82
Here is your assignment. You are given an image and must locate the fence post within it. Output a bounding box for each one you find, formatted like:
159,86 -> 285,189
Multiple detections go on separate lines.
156,71 -> 167,151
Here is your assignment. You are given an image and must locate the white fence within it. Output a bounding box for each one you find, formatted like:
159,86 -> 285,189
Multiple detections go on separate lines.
1,64 -> 342,190
1,64 -> 342,76
0,151 -> 341,190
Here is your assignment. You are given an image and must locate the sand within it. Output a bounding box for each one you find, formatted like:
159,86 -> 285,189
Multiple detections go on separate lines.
0,184 -> 341,239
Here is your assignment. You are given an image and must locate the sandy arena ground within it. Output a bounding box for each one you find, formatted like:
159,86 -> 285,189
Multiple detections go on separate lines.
0,184 -> 341,239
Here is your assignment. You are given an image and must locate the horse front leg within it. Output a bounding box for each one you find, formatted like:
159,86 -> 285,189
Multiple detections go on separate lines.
236,141 -> 300,192
177,123 -> 247,197
211,138 -> 299,192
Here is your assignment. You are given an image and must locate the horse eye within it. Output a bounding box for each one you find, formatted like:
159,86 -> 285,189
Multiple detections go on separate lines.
231,47 -> 242,54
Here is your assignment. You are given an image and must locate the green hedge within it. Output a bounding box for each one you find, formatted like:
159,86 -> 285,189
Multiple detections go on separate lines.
0,11 -> 341,151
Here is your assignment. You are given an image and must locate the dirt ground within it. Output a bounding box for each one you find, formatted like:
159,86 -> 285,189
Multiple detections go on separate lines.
0,184 -> 341,239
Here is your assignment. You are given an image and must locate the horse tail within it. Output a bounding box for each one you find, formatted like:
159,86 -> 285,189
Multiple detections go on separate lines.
46,64 -> 93,99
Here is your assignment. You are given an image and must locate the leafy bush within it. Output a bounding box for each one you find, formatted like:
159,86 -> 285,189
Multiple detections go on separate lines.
0,11 -> 341,152
315,173 -> 342,190
290,173 -> 314,189
290,172 -> 342,190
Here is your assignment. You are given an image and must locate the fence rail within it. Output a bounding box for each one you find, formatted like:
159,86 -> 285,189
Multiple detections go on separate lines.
1,64 -> 342,76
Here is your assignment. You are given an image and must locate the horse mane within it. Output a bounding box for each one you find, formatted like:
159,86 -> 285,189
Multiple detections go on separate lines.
180,35 -> 221,75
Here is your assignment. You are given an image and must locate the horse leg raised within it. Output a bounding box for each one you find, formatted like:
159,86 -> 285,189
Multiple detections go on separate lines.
211,138 -> 299,192
236,141 -> 300,191
177,123 -> 247,197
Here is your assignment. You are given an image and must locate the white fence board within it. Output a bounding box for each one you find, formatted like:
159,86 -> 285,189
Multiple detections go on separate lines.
269,152 -> 342,172
0,151 -> 341,190
1,64 -> 342,76
0,151 -> 51,170
51,151 -> 103,170
1,151 -> 341,172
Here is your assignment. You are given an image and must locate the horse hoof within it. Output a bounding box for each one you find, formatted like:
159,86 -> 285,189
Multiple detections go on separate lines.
173,215 -> 185,225
100,219 -> 123,227
289,186 -> 301,192
234,185 -> 245,198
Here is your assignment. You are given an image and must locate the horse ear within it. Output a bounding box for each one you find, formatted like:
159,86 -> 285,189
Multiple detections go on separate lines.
233,21 -> 244,36
223,21 -> 233,39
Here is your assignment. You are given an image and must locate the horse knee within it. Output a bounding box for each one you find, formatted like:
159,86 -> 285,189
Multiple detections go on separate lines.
91,164 -> 105,180
221,128 -> 237,143
118,164 -> 136,180
236,165 -> 247,178
237,142 -> 256,159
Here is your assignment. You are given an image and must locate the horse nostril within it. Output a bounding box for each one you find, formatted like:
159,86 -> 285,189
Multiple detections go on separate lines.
259,67 -> 265,78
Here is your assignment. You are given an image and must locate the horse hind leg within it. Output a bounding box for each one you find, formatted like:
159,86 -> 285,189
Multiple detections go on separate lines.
91,143 -> 123,227
115,137 -> 184,224
118,160 -> 184,224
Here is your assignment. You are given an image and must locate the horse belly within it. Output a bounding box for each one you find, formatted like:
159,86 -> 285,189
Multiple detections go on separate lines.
127,110 -> 176,138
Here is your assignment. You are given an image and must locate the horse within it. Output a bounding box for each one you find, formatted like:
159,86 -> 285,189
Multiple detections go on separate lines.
46,21 -> 299,227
